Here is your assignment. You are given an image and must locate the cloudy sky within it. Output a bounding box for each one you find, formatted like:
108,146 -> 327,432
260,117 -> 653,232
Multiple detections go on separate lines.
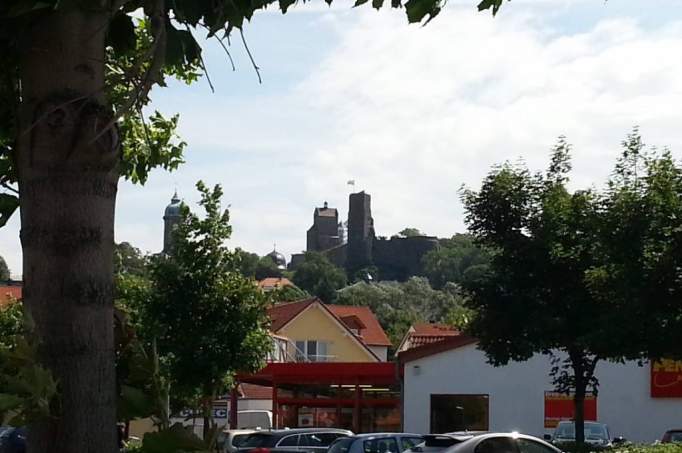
2,0 -> 682,277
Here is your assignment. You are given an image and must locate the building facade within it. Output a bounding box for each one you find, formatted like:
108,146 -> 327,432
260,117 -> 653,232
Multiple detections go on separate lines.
401,338 -> 682,443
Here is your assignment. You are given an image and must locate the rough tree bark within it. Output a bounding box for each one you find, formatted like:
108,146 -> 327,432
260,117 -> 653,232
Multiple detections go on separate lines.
16,6 -> 119,453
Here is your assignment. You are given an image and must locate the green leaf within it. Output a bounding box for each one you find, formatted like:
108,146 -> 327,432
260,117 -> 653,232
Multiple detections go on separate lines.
405,0 -> 441,24
0,193 -> 19,228
477,0 -> 505,15
107,13 -> 136,55
0,393 -> 23,413
372,0 -> 384,9
165,25 -> 201,68
353,0 -> 369,6
118,385 -> 156,421
279,0 -> 296,13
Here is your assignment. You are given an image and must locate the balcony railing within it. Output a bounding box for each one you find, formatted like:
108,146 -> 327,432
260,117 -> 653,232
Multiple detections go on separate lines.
267,337 -> 337,363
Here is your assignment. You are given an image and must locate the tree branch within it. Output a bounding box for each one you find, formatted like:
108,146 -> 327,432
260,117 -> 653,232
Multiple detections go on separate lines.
240,29 -> 262,84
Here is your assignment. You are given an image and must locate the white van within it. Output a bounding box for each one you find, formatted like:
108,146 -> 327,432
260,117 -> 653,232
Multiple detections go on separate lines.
234,410 -> 272,430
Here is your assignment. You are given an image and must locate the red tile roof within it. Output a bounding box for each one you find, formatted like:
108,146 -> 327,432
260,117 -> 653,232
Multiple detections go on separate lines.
266,298 -> 392,348
327,305 -> 392,347
258,277 -> 294,290
412,322 -> 459,336
398,323 -> 460,352
0,285 -> 22,308
239,383 -> 272,400
268,298 -> 317,332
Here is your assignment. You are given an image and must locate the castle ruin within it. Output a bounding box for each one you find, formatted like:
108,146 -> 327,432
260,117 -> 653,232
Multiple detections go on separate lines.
292,191 -> 439,281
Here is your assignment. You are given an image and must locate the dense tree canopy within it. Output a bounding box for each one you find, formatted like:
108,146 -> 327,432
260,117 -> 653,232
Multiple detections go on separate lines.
0,255 -> 9,281
336,276 -> 470,348
143,182 -> 271,442
461,132 -> 682,446
292,251 -> 347,303
422,234 -> 490,289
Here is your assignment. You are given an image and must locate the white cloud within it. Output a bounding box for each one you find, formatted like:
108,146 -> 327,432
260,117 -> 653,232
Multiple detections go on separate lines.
2,2 -> 682,277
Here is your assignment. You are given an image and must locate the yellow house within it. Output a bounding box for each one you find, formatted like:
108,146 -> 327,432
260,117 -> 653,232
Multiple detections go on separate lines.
268,298 -> 391,362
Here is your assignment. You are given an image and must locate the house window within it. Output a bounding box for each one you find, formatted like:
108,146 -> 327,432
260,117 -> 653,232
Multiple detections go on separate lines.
295,340 -> 330,362
430,394 -> 489,433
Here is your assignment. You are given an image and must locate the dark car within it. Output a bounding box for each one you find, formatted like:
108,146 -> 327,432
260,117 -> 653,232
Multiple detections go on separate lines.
662,429 -> 682,444
0,427 -> 26,453
239,428 -> 353,453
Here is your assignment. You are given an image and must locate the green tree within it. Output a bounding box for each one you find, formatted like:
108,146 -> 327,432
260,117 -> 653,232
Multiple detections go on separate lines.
0,0 -> 507,449
145,182 -> 271,443
292,252 -> 347,303
395,227 -> 423,238
0,255 -> 9,280
336,276 -> 470,347
588,131 -> 682,362
255,256 -> 284,280
234,248 -> 260,279
114,242 -> 149,277
422,234 -> 490,289
269,284 -> 310,303
461,137 -> 632,447
0,299 -> 22,349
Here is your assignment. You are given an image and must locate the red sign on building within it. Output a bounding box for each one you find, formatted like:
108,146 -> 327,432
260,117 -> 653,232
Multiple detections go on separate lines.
651,359 -> 682,398
544,392 -> 597,428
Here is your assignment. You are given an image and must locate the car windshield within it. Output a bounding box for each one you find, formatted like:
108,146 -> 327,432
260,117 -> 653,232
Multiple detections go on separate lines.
555,423 -> 608,440
241,434 -> 276,448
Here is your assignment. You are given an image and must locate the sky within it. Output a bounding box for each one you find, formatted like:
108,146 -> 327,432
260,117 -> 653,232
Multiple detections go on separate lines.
2,0 -> 682,278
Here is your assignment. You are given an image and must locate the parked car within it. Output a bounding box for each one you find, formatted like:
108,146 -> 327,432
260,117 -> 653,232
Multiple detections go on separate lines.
407,433 -> 487,453
329,433 -> 425,453
0,427 -> 26,453
239,428 -> 353,453
546,421 -> 624,447
662,429 -> 682,444
443,433 -> 561,453
221,429 -> 257,453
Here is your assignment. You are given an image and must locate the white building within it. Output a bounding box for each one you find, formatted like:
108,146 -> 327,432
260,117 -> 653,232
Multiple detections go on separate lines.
401,336 -> 682,443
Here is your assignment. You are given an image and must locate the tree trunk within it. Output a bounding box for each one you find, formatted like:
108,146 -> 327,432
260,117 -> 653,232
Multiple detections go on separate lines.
17,6 -> 119,453
573,385 -> 586,448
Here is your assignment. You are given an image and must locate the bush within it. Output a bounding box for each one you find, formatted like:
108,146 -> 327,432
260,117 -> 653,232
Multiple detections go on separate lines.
558,443 -> 682,453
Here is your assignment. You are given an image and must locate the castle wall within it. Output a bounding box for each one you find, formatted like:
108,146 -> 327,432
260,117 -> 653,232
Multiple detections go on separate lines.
373,236 -> 439,281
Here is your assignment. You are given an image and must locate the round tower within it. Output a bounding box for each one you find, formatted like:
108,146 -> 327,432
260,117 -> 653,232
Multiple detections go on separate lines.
163,191 -> 182,254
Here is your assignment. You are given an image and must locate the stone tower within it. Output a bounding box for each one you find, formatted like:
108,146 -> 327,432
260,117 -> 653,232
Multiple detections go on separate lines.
346,191 -> 374,271
306,201 -> 342,252
163,191 -> 182,254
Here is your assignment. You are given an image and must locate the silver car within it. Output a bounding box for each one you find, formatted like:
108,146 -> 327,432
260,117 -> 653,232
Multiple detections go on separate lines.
221,429 -> 257,453
441,433 -> 561,453
328,433 -> 425,453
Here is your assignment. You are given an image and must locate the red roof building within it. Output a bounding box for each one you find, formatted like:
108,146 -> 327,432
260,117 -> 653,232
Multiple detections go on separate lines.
396,322 -> 460,353
258,277 -> 295,291
0,284 -> 22,308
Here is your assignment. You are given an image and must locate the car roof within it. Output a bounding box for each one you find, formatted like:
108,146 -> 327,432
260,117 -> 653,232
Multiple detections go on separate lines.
254,428 -> 353,437
556,421 -> 605,426
449,433 -> 560,452
350,433 -> 422,439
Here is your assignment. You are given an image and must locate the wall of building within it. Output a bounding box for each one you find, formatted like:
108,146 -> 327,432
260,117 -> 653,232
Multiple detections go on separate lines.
278,303 -> 376,362
403,343 -> 682,442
